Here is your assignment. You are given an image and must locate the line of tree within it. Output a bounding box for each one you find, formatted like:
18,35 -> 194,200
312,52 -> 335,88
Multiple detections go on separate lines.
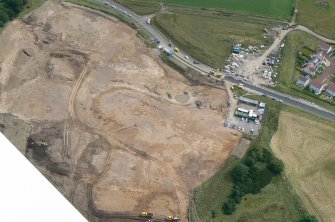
222,148 -> 284,215
0,0 -> 28,27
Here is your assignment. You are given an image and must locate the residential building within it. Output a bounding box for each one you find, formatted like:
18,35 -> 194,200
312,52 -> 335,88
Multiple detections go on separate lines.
296,75 -> 310,87
309,78 -> 327,95
302,52 -> 327,76
326,82 -> 335,97
319,42 -> 332,54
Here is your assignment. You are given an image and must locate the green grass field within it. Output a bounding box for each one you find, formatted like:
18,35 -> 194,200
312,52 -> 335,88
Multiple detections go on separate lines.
114,0 -> 161,15
153,11 -> 276,67
297,0 -> 335,39
194,97 -> 309,222
115,0 -> 293,19
275,30 -> 335,112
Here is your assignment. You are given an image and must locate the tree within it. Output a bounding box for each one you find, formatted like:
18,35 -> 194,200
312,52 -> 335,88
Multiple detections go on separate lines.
0,6 -> 9,26
211,209 -> 216,218
231,163 -> 249,183
262,149 -> 274,164
5,0 -> 27,14
268,158 -> 284,174
222,200 -> 236,215
230,187 -> 243,204
299,214 -> 317,222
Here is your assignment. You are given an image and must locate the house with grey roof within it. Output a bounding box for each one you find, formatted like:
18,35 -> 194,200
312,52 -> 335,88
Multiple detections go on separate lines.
296,75 -> 310,87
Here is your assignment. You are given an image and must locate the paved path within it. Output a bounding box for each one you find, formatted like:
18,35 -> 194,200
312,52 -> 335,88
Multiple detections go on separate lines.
96,0 -> 335,121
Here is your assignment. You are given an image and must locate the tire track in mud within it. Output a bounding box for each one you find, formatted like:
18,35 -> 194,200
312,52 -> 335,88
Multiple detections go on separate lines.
68,57 -> 188,220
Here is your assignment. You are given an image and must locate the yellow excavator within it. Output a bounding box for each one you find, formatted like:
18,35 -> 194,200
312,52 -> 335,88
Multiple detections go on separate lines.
139,212 -> 153,218
165,215 -> 180,221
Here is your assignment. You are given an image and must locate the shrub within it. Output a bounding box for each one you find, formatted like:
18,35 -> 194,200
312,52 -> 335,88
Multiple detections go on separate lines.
268,158 -> 284,174
222,200 -> 236,215
299,214 -> 317,222
231,163 -> 249,183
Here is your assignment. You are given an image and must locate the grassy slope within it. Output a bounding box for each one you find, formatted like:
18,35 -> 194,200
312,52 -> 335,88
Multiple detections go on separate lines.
275,30 -> 335,112
153,11 -> 275,68
297,0 -> 335,39
271,107 -> 335,221
114,0 -> 293,19
194,97 -> 307,222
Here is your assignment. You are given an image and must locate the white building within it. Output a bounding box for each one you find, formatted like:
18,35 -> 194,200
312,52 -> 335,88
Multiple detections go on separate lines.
296,75 -> 310,87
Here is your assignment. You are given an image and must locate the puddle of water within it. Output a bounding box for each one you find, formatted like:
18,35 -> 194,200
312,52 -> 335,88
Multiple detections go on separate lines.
175,94 -> 190,104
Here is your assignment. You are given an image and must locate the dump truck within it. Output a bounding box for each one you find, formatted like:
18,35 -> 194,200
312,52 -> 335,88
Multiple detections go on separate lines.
139,212 -> 153,218
165,215 -> 180,221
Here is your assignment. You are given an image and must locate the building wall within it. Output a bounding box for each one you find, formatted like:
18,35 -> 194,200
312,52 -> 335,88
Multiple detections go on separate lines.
326,89 -> 335,97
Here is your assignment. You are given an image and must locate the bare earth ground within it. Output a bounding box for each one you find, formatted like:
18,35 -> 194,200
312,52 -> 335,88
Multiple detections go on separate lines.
0,1 -> 241,221
271,111 -> 335,222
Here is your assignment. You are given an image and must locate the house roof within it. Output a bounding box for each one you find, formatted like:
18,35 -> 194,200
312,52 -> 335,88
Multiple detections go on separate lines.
310,78 -> 326,89
324,64 -> 335,76
298,75 -> 310,83
326,81 -> 335,93
320,42 -> 331,50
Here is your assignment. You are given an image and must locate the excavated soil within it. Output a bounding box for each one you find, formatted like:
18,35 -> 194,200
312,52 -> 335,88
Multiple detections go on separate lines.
0,1 -> 241,221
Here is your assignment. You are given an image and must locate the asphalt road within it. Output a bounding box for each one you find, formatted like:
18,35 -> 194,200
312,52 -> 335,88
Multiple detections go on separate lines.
97,0 -> 335,121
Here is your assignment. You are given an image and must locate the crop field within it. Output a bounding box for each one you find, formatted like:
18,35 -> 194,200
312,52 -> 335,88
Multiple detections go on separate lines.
115,0 -> 293,19
275,30 -> 335,112
194,97 -> 308,222
154,11 -> 276,67
297,0 -> 335,39
271,110 -> 335,221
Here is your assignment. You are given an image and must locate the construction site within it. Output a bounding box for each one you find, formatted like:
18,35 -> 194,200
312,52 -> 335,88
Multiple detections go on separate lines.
0,1 -> 242,221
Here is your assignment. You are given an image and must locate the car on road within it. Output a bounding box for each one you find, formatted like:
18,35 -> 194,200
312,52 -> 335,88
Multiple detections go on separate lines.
104,2 -> 109,5
193,60 -> 200,64
184,55 -> 189,59
112,5 -> 116,8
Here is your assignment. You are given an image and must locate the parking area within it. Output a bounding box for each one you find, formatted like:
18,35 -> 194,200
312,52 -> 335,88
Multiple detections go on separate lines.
224,94 -> 265,135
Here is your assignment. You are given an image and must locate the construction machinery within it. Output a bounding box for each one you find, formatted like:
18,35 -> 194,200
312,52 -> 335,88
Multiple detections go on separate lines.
165,215 -> 180,221
139,212 -> 153,218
